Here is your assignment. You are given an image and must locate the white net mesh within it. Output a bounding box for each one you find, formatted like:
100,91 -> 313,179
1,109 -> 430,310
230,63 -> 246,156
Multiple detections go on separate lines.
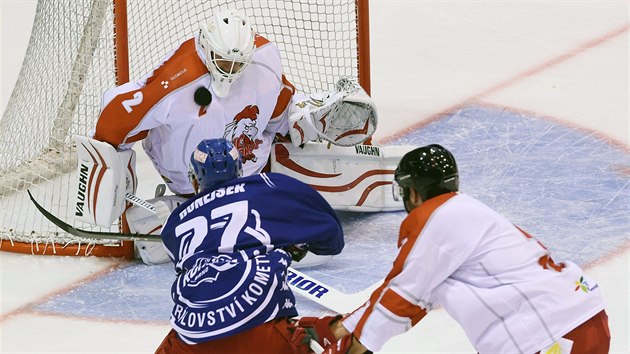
0,0 -> 365,255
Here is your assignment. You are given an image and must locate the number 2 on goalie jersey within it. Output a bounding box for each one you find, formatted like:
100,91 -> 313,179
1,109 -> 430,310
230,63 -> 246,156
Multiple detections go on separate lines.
173,200 -> 271,261
121,91 -> 143,113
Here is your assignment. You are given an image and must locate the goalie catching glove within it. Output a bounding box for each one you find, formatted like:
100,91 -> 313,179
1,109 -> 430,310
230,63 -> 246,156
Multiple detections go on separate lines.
289,77 -> 377,147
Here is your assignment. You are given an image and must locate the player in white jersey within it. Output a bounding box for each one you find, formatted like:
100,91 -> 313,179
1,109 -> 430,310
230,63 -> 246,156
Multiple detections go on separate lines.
292,144 -> 610,354
73,9 -> 377,264
90,8 -> 375,197
93,9 -> 293,195
86,9 -> 295,264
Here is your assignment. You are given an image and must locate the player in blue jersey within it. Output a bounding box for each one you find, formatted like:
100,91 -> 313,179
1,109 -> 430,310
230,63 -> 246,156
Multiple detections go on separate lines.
154,138 -> 344,354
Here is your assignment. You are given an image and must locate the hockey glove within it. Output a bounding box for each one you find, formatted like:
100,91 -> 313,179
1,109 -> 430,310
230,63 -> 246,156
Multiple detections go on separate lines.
291,315 -> 342,350
321,334 -> 355,354
284,243 -> 309,262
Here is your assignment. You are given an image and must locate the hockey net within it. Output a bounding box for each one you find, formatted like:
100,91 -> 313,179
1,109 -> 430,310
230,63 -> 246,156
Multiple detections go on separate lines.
0,0 -> 370,257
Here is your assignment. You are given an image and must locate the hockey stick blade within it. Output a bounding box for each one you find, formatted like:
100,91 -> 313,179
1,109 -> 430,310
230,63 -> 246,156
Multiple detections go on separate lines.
287,267 -> 382,314
27,189 -> 161,242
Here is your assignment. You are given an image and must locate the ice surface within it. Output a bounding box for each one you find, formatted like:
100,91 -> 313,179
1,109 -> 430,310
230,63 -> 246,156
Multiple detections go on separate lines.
33,105 -> 630,321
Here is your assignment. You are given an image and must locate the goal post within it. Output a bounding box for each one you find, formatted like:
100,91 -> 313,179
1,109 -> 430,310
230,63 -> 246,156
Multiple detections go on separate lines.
0,0 -> 371,257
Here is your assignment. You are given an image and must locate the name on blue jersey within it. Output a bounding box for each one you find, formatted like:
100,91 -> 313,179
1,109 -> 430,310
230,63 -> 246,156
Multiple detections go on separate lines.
179,183 -> 246,220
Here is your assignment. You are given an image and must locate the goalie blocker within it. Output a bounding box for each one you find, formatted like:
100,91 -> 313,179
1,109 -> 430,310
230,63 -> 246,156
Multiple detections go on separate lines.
271,142 -> 416,212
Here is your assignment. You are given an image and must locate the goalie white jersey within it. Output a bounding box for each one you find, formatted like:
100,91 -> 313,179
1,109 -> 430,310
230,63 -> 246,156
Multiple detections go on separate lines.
93,34 -> 294,195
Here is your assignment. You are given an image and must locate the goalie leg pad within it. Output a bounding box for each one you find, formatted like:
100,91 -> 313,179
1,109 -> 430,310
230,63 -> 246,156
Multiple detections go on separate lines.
126,195 -> 186,265
135,242 -> 170,265
271,142 -> 417,212
73,135 -> 136,227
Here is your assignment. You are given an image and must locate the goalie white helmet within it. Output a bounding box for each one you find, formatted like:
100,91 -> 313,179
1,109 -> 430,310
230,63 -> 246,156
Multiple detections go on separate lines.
198,9 -> 256,97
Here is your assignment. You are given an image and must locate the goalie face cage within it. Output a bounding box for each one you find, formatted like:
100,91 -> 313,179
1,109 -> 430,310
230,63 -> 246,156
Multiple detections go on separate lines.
0,0 -> 371,257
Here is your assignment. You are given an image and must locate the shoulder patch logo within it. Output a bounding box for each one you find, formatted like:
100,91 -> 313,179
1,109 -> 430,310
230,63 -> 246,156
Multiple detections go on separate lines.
575,276 -> 599,293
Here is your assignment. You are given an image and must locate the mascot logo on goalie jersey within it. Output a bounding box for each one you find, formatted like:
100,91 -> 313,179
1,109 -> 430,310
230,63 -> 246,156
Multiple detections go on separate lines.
224,105 -> 263,164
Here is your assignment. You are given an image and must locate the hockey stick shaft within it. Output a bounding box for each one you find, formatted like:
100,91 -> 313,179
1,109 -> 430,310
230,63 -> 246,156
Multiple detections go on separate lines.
125,192 -> 156,213
28,190 -> 381,314
287,267 -> 381,314
119,194 -> 382,312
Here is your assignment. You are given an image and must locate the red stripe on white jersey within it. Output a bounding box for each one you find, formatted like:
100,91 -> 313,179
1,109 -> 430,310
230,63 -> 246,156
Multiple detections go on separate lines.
352,193 -> 457,339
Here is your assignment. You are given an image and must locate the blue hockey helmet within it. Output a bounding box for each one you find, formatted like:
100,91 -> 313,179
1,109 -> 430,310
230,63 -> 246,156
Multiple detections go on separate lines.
189,138 -> 243,193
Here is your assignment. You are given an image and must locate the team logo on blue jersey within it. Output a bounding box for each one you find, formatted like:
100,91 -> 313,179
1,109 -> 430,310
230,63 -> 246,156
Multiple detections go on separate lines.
183,255 -> 239,288
172,254 -> 287,339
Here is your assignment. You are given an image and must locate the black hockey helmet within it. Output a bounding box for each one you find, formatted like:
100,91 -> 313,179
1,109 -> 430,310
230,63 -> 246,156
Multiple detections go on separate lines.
393,144 -> 459,206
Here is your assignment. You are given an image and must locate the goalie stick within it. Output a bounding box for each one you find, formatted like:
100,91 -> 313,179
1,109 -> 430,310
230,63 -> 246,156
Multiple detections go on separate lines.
27,190 -> 161,242
125,192 -> 156,213
27,190 -> 381,315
